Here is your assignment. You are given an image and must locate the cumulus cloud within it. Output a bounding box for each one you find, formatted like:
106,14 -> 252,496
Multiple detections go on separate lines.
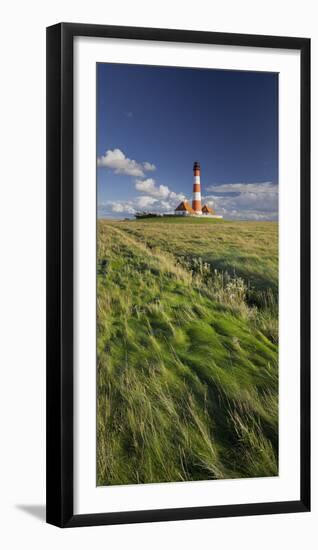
98,167 -> 278,220
143,162 -> 156,172
206,182 -> 277,195
169,190 -> 187,201
203,181 -> 278,220
98,192 -> 183,218
97,149 -> 186,218
136,195 -> 157,208
102,175 -> 185,217
97,148 -> 156,177
110,203 -> 125,213
135,178 -> 170,199
100,200 -> 136,215
135,178 -> 185,202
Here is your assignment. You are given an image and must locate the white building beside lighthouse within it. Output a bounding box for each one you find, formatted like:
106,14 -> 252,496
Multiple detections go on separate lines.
174,162 -> 223,218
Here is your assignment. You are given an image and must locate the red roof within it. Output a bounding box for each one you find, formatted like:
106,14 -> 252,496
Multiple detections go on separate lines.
175,201 -> 194,212
202,204 -> 215,214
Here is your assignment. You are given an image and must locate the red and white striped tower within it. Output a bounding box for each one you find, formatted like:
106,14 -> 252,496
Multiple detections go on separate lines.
192,161 -> 202,214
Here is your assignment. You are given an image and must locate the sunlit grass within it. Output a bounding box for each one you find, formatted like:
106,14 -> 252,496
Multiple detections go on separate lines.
97,219 -> 278,486
115,218 -> 278,292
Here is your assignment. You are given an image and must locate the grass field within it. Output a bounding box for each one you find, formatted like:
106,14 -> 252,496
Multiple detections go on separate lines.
97,218 -> 279,486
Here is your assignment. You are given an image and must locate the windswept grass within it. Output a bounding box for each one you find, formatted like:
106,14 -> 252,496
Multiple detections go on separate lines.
97,219 -> 278,486
114,218 -> 278,292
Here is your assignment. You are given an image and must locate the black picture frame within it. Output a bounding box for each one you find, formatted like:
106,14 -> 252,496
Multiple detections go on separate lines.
46,22 -> 311,528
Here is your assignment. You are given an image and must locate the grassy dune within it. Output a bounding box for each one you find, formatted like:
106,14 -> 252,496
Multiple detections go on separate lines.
97,219 -> 278,486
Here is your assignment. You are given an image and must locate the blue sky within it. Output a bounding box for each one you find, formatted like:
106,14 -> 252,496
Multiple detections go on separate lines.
97,63 -> 278,220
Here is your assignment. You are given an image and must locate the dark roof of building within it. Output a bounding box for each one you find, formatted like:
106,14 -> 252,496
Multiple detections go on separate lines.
175,201 -> 194,212
201,204 -> 214,213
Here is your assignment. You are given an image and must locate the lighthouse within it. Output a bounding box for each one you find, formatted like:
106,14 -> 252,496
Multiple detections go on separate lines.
192,161 -> 202,214
174,162 -> 223,218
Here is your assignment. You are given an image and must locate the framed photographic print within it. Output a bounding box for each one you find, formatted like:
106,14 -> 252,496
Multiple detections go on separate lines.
46,23 -> 310,527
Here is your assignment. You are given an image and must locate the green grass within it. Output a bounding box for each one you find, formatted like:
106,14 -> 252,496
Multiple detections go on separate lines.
132,216 -> 225,224
97,219 -> 278,486
115,218 -> 278,292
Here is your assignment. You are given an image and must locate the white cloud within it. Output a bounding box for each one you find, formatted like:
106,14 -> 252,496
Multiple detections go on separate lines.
98,193 -> 183,218
136,195 -> 157,208
169,190 -> 187,201
135,178 -> 170,199
97,148 -> 156,177
159,200 -> 174,211
111,203 -> 125,213
143,162 -> 156,172
135,178 -> 186,203
99,200 -> 136,215
206,182 -> 277,195
97,152 -> 185,217
98,175 -> 278,220
203,181 -> 278,220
